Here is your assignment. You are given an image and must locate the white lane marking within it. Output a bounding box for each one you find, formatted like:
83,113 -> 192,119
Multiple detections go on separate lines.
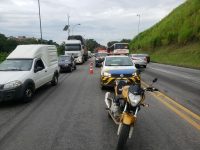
148,66 -> 200,84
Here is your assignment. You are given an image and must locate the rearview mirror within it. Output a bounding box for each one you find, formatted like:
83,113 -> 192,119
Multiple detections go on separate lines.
153,78 -> 158,83
135,64 -> 140,69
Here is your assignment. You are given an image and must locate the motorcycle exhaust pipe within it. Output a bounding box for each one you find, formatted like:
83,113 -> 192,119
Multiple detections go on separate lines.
105,92 -> 111,108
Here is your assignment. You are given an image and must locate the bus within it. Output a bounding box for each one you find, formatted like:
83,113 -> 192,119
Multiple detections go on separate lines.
108,43 -> 129,55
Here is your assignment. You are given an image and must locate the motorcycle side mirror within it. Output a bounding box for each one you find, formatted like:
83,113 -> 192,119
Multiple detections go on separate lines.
135,64 -> 140,69
152,78 -> 158,83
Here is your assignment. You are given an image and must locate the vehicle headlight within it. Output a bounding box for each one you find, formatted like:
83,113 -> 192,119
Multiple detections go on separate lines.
128,92 -> 141,107
3,81 -> 22,89
103,72 -> 111,77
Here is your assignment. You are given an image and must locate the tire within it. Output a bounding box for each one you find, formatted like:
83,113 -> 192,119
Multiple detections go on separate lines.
69,66 -> 73,72
116,124 -> 130,150
51,74 -> 58,86
23,84 -> 34,102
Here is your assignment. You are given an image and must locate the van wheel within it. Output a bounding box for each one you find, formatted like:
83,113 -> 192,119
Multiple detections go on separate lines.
51,74 -> 58,86
23,85 -> 34,102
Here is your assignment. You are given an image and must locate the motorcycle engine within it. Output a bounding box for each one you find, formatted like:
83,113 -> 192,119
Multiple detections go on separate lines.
110,102 -> 120,118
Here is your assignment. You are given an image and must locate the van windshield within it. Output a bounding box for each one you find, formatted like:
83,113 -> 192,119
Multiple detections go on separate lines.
65,44 -> 81,51
0,59 -> 33,71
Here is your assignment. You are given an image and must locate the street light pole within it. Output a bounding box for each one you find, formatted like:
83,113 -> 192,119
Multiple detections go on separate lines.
137,14 -> 141,49
67,14 -> 70,37
71,24 -> 81,35
37,0 -> 43,43
137,14 -> 140,35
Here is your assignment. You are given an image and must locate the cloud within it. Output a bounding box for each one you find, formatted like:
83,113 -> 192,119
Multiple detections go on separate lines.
0,0 -> 185,45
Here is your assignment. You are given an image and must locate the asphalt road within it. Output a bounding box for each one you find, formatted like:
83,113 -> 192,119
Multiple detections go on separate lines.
142,63 -> 200,115
0,60 -> 199,150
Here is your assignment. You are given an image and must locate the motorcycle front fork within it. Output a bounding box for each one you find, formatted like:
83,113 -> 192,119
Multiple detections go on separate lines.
117,105 -> 139,139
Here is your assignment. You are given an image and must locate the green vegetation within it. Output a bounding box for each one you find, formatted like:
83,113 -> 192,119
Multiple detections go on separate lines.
85,39 -> 101,52
130,0 -> 200,69
151,43 -> 200,68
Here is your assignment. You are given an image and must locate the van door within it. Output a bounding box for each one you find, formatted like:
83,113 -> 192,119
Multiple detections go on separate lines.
33,58 -> 47,88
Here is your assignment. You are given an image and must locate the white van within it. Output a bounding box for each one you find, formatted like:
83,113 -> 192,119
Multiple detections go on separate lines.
0,44 -> 59,102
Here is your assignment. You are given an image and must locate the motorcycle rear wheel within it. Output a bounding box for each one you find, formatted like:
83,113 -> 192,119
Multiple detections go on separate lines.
116,124 -> 130,150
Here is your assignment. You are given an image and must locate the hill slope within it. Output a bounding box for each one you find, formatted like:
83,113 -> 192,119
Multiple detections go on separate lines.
130,0 -> 200,68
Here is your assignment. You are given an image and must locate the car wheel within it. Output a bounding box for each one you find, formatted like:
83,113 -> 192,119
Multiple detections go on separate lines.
69,66 -> 73,72
23,84 -> 34,102
51,74 -> 58,86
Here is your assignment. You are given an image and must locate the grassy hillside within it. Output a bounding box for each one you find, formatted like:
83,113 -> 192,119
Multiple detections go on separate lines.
130,0 -> 200,69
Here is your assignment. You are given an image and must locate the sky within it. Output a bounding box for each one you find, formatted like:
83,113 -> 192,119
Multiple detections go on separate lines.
0,0 -> 185,46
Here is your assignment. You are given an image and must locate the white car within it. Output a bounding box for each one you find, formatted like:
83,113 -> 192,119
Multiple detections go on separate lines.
0,44 -> 59,102
100,55 -> 140,89
129,54 -> 147,68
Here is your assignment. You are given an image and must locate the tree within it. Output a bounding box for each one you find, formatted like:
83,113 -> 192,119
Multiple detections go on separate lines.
85,39 -> 100,52
120,39 -> 131,43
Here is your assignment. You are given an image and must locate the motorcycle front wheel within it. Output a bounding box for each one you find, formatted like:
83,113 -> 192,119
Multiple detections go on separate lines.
116,124 -> 130,150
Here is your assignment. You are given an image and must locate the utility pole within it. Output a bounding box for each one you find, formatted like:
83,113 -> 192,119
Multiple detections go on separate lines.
38,0 -> 43,43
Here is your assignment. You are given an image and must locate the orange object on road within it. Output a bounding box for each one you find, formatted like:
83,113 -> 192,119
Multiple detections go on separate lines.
89,62 -> 94,74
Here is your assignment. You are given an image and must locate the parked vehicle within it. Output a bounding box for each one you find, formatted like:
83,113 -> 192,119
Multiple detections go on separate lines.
58,55 -> 76,72
129,54 -> 148,68
100,55 -> 139,89
95,52 -> 107,67
105,78 -> 158,150
0,44 -> 59,102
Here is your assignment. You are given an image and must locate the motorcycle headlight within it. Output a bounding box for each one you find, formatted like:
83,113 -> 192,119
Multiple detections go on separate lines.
103,72 -> 111,77
128,92 -> 141,107
3,80 -> 22,89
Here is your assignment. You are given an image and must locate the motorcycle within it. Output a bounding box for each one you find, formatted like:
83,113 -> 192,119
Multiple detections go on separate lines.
105,78 -> 158,150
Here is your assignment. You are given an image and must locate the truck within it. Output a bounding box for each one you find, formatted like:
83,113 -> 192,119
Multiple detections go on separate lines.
65,40 -> 85,64
0,44 -> 59,102
67,35 -> 88,61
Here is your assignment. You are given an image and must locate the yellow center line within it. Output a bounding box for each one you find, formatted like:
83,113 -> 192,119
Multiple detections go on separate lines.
151,92 -> 200,131
141,81 -> 200,131
156,92 -> 200,121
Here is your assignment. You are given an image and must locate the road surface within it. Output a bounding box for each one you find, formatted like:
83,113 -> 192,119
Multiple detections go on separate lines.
0,60 -> 199,150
